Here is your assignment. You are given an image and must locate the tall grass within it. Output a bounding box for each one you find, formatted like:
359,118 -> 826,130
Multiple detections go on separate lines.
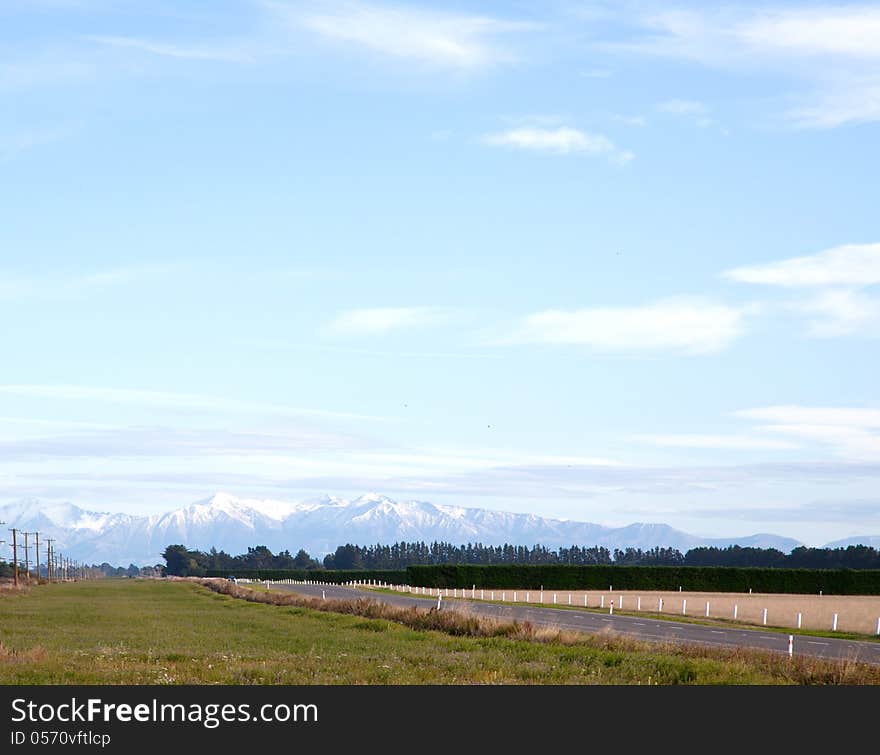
200,579 -> 880,685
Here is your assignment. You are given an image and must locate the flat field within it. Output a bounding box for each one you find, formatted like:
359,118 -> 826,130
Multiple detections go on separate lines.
405,587 -> 880,635
1,579 -> 878,684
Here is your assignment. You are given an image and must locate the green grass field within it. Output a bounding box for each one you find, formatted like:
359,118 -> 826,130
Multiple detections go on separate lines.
1,579 -> 877,684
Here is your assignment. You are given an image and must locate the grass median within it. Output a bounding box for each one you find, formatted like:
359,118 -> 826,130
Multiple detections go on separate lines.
1,579 -> 878,684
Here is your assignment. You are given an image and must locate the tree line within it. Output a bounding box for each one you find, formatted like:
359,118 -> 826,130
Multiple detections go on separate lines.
160,541 -> 880,577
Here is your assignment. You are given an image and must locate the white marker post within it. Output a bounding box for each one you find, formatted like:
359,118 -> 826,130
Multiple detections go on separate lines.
322,590 -> 325,600
788,635 -> 793,658
554,593 -> 557,605
600,595 -> 605,608
706,601 -> 710,617
437,594 -> 442,611
502,592 -> 506,602
733,604 -> 738,620
609,601 -> 614,615
527,592 -> 530,602
513,592 -> 517,602
682,599 -> 687,616
832,613 -> 838,631
763,608 -> 768,625
637,596 -> 641,611
568,594 -> 572,605
659,598 -> 663,612
797,612 -> 802,629
584,595 -> 587,607
481,589 -> 484,600
618,596 -> 622,610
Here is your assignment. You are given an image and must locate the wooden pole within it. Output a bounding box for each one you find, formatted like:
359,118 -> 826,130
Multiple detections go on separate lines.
23,531 -> 30,585
9,529 -> 18,586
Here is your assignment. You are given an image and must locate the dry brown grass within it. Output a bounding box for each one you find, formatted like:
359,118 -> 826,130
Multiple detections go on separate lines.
0,643 -> 48,664
0,582 -> 29,596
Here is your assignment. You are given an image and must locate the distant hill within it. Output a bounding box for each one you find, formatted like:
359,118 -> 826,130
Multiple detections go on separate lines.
0,492 -> 803,566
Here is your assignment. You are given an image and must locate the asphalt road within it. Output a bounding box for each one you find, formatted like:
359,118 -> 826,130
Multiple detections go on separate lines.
270,582 -> 880,667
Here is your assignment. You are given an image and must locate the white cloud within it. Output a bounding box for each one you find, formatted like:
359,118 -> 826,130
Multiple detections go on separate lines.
737,406 -> 880,428
623,6 -> 880,127
291,1 -> 530,69
737,7 -> 880,59
580,68 -> 612,78
0,58 -> 96,91
483,126 -> 633,163
1,124 -> 72,161
0,384 -> 391,423
0,264 -> 176,300
509,298 -> 747,353
657,99 -> 707,114
632,6 -> 880,65
327,307 -> 449,336
736,405 -> 880,462
787,76 -> 880,127
637,434 -> 798,450
796,289 -> 880,337
723,243 -> 880,287
90,36 -> 253,63
612,114 -> 646,127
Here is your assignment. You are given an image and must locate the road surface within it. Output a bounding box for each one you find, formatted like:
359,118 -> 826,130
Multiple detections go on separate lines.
270,582 -> 880,666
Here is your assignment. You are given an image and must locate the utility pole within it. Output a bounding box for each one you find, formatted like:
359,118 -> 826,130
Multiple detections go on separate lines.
9,528 -> 18,586
34,532 -> 40,583
23,532 -> 30,585
46,539 -> 55,583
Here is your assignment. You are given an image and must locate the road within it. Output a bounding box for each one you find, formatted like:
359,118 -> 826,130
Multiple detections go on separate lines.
270,582 -> 880,666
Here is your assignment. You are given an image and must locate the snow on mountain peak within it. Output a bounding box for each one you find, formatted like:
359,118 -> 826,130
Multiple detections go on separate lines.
0,492 -> 807,567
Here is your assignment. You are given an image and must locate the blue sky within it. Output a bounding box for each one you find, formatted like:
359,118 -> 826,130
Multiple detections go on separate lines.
2,0 -> 879,545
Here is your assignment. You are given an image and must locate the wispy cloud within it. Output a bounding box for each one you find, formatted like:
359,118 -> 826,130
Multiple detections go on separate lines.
795,289 -> 880,337
736,405 -> 880,461
724,243 -> 880,337
723,243 -> 880,287
612,114 -> 646,127
657,98 -> 707,115
508,298 -> 748,354
89,35 -> 254,63
687,498 -> 880,525
0,58 -> 96,91
327,307 -> 451,336
0,384 -> 392,423
737,406 -> 880,428
482,126 -> 633,163
1,124 -> 73,161
283,0 -> 532,70
619,5 -> 880,127
636,434 -> 798,450
0,264 -> 177,301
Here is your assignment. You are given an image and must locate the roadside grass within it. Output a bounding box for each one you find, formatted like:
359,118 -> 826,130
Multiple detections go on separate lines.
361,587 -> 880,643
0,579 -> 878,685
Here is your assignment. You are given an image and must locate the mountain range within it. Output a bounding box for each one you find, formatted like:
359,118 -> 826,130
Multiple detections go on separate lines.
1,492 -> 853,567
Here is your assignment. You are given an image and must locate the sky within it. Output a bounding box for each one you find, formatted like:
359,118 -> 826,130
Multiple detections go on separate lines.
1,0 -> 879,546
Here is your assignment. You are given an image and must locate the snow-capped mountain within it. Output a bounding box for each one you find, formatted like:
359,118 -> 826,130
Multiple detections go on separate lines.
823,535 -> 880,549
0,492 -> 805,566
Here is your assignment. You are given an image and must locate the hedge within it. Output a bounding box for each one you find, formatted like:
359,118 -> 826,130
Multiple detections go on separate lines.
404,564 -> 880,595
204,569 -> 408,584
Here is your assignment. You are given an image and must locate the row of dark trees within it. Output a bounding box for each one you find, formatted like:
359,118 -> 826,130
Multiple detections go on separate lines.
162,544 -> 321,577
161,541 -> 880,577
